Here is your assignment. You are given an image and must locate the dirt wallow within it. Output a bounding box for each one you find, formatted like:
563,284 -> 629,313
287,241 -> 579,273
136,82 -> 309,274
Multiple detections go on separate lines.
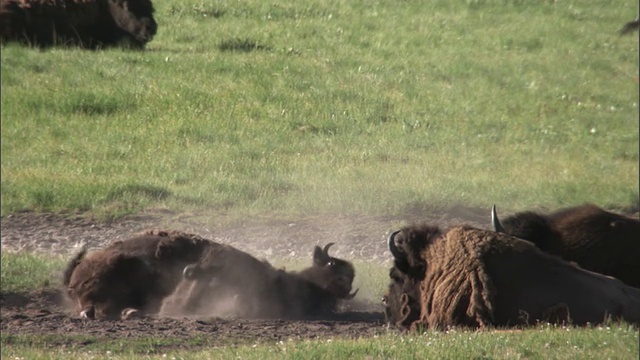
62,229 -> 361,321
1,289 -> 387,347
3,205 -> 638,344
2,226 -> 387,344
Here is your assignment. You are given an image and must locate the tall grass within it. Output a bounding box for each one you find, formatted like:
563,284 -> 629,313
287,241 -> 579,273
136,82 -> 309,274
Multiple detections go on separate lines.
1,0 -> 638,221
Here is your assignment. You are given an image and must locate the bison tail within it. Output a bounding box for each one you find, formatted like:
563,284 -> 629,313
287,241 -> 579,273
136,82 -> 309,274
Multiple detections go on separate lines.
62,247 -> 88,286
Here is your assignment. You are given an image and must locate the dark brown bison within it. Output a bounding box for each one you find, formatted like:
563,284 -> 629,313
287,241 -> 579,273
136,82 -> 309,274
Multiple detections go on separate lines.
62,230 -> 212,319
619,16 -> 639,35
491,204 -> 640,288
0,0 -> 157,49
385,224 -> 640,330
382,266 -> 421,329
170,243 -> 359,319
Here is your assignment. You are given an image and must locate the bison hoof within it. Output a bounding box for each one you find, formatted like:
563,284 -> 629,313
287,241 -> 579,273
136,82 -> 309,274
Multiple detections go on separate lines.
120,308 -> 141,320
80,307 -> 95,319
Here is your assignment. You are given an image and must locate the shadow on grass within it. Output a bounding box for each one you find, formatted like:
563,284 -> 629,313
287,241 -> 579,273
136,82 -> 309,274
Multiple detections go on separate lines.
218,38 -> 272,52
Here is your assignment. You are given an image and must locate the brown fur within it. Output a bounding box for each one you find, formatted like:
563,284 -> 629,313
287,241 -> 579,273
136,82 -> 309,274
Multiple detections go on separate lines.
63,230 -> 212,319
387,224 -> 640,330
496,204 -> 640,288
0,0 -> 157,49
382,267 -> 420,328
171,243 -> 358,319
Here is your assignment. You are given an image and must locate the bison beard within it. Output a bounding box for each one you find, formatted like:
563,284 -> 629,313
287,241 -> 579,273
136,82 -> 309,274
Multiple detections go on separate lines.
491,204 -> 640,288
382,267 -> 421,328
386,224 -> 640,330
0,0 -> 157,49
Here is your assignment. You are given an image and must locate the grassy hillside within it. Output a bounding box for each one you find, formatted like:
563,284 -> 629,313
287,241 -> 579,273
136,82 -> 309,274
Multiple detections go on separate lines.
1,0 -> 638,221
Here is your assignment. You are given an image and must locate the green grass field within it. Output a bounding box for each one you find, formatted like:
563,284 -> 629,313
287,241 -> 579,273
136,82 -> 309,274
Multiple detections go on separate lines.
1,0 -> 638,220
1,0 -> 639,358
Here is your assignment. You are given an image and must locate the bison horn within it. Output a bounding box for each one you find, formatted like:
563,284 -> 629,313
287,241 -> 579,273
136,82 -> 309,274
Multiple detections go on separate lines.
387,230 -> 403,260
323,242 -> 335,257
491,205 -> 505,233
345,288 -> 359,300
183,264 -> 198,280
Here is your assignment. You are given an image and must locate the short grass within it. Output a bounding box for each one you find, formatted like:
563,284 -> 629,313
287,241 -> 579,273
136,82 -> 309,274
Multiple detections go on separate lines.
0,251 -> 68,292
1,0 -> 638,221
2,324 -> 638,359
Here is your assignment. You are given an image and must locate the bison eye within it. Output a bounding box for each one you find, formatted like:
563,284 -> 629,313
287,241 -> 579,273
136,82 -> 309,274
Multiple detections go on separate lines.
382,296 -> 388,305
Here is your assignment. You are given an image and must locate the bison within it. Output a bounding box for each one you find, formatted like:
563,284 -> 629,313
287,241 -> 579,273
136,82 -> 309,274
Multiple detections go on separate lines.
169,242 -> 359,319
0,0 -> 157,49
384,223 -> 640,330
491,204 -> 640,288
62,230 -> 212,319
619,16 -> 639,35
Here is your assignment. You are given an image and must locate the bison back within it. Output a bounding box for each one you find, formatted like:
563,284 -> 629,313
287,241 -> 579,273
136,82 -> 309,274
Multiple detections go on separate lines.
482,231 -> 640,326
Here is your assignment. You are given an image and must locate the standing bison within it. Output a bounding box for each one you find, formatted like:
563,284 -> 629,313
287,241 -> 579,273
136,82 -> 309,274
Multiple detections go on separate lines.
0,0 -> 157,49
491,204 -> 640,288
384,224 -> 640,330
63,230 -> 212,319
170,242 -> 359,319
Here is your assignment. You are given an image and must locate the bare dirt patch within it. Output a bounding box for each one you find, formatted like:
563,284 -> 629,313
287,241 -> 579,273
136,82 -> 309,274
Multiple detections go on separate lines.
1,207 -> 489,346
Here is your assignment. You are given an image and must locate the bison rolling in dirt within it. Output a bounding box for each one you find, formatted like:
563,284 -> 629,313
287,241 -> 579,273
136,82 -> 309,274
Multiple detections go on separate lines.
384,224 -> 640,330
62,230 -> 212,319
491,204 -> 640,288
170,243 -> 359,319
0,0 -> 157,49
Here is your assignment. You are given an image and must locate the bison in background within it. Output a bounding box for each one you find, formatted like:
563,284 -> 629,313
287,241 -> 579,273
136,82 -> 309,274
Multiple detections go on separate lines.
0,0 -> 157,49
63,230 -> 212,319
384,224 -> 640,330
169,242 -> 359,319
619,16 -> 639,35
491,204 -> 640,288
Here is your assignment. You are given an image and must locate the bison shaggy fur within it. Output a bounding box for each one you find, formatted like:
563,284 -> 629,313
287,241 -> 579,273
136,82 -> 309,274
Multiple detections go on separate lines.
62,230 -> 212,319
492,204 -> 640,288
169,243 -> 359,319
0,0 -> 157,49
385,224 -> 640,330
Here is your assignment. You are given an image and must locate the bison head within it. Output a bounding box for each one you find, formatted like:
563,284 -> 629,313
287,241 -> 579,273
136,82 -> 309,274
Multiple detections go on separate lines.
383,267 -> 421,329
301,243 -> 359,300
107,0 -> 157,47
65,250 -> 156,319
491,205 -> 558,251
388,224 -> 442,280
